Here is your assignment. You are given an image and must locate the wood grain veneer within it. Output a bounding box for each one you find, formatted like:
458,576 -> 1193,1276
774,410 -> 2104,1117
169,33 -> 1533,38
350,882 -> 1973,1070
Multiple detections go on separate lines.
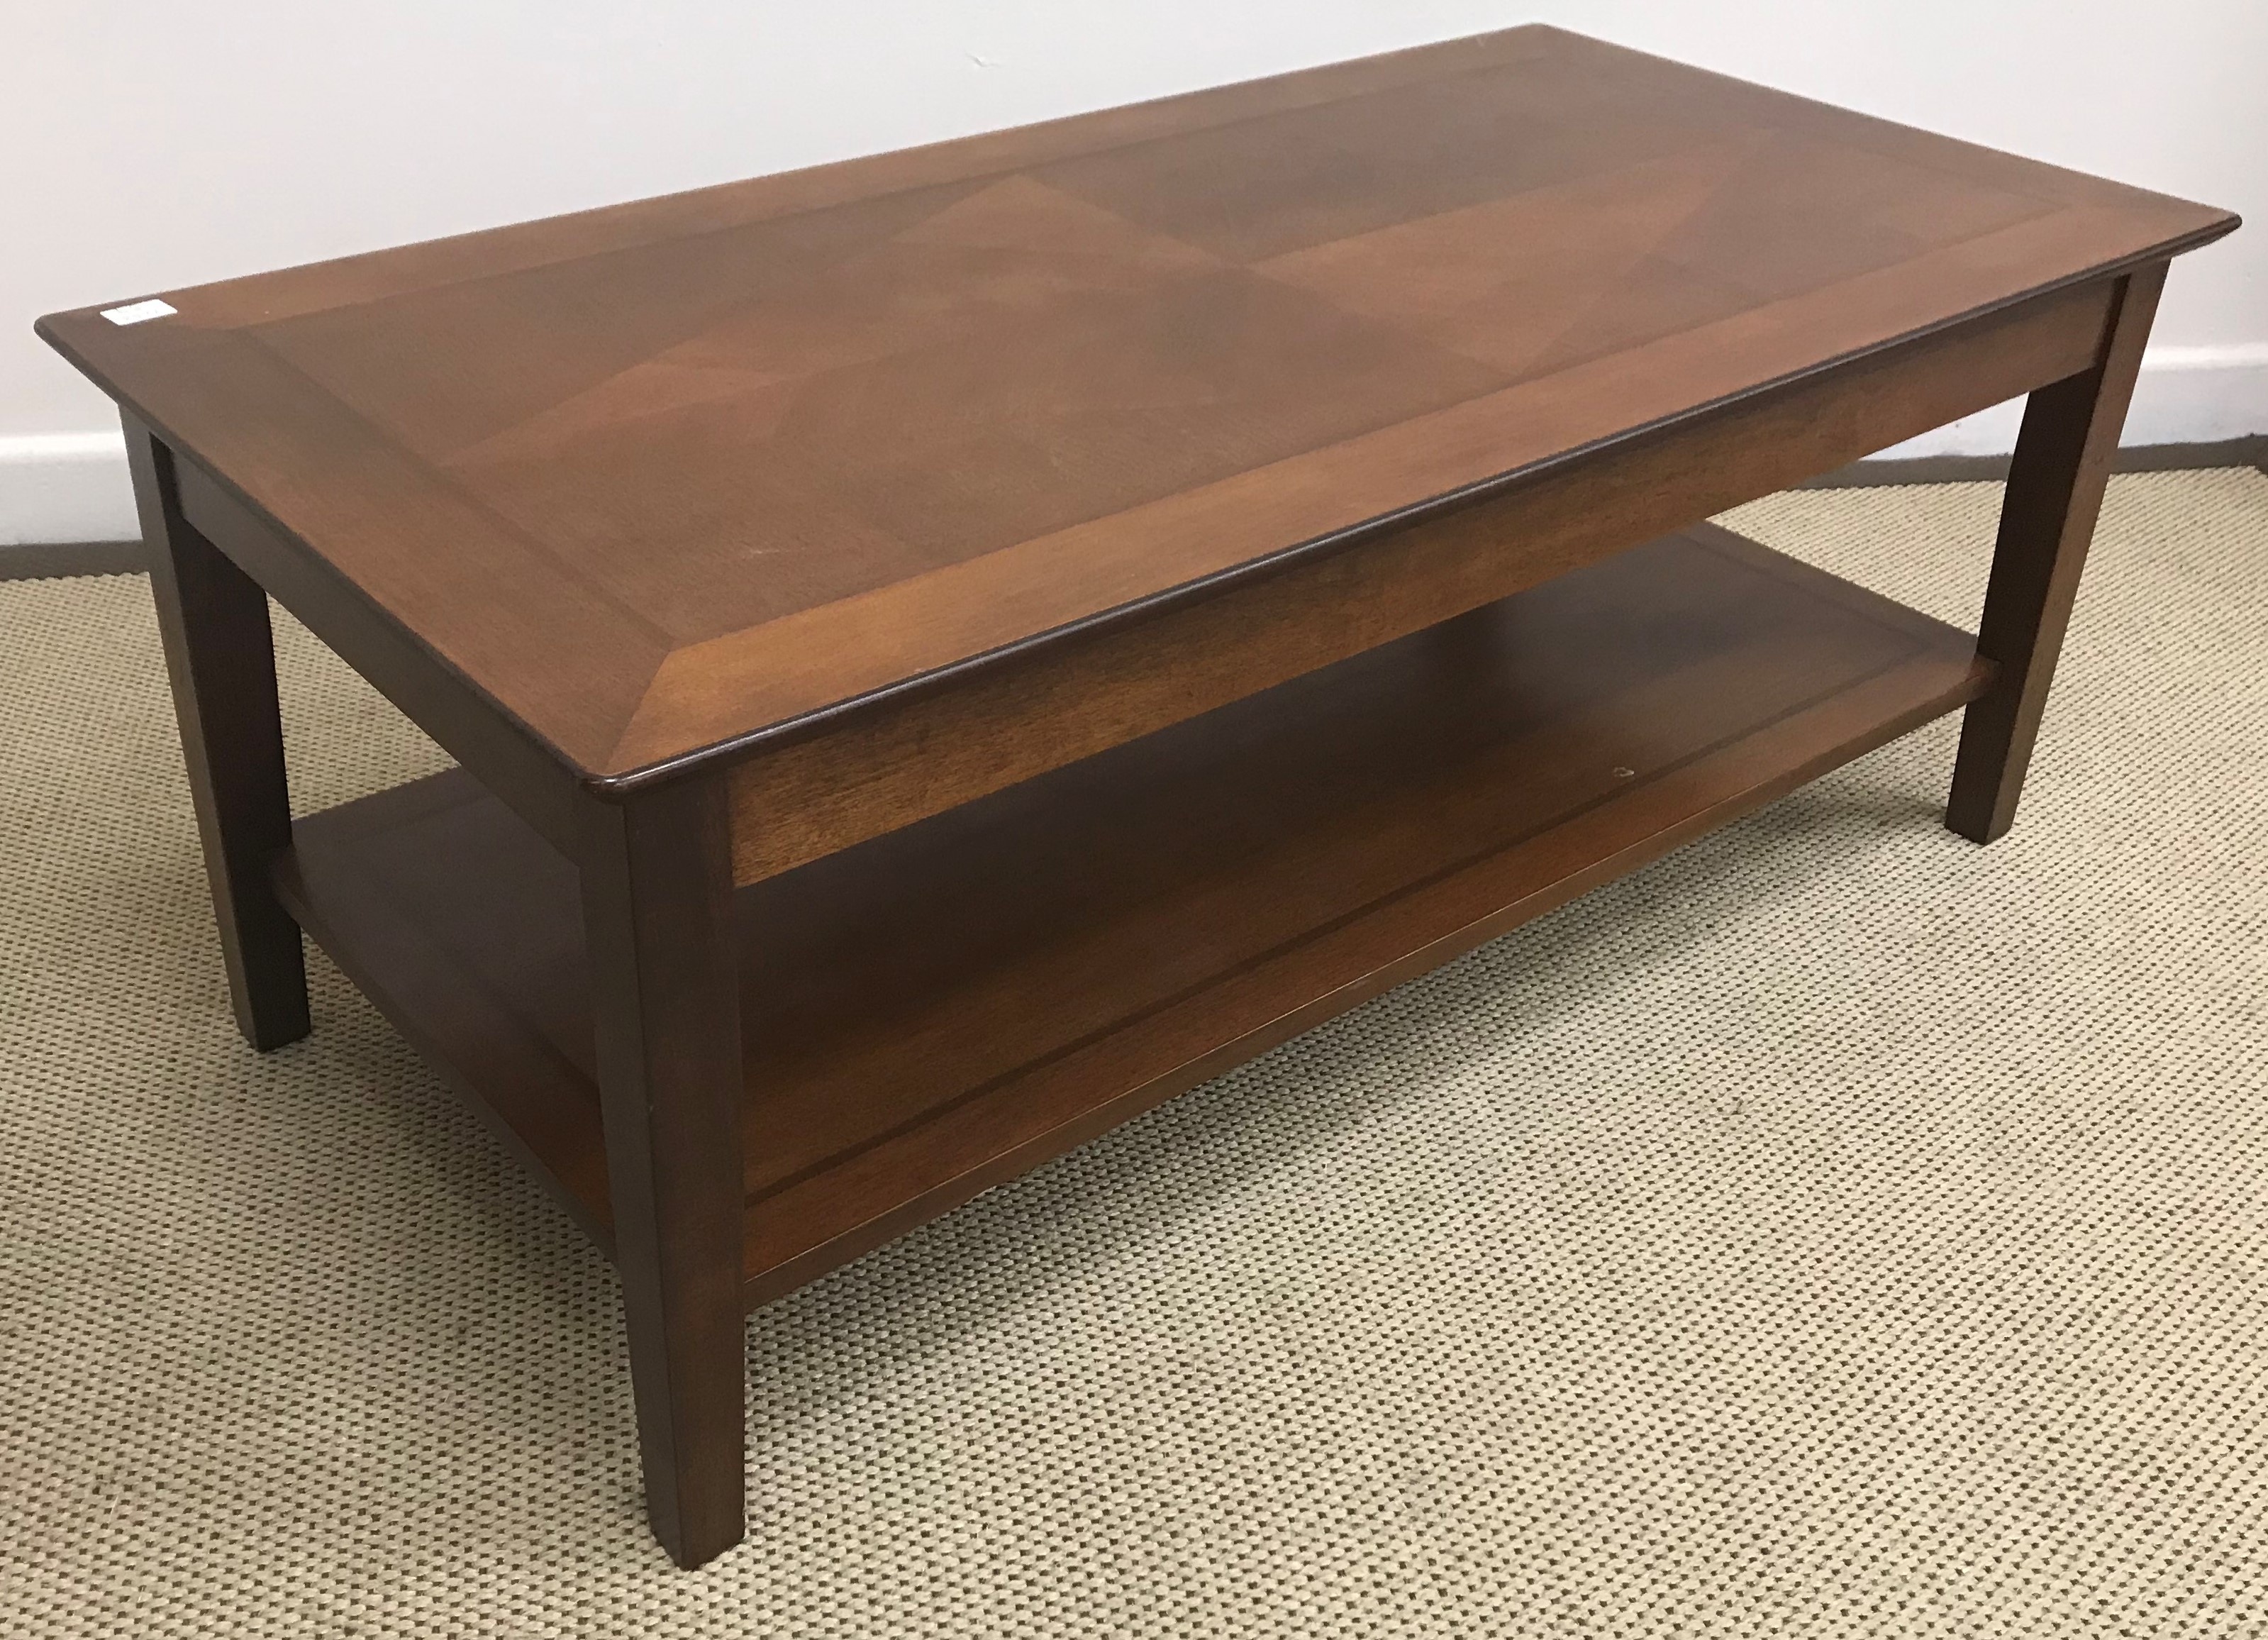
50,25 -> 2235,1568
38,26 -> 2230,787
276,526 -> 1989,1305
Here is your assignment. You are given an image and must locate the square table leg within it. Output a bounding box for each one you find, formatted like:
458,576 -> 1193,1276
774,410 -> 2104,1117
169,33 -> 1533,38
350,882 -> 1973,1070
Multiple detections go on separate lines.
126,414 -> 311,1050
1947,262 -> 2167,843
578,777 -> 747,1568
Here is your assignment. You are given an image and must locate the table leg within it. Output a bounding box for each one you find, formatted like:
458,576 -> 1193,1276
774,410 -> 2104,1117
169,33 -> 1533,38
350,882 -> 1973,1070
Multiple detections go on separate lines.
1946,262 -> 2167,843
126,414 -> 311,1050
579,777 -> 747,1568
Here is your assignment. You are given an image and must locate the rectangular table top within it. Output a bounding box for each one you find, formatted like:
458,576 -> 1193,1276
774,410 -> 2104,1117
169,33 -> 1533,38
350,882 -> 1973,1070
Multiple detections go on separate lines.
40,25 -> 2234,783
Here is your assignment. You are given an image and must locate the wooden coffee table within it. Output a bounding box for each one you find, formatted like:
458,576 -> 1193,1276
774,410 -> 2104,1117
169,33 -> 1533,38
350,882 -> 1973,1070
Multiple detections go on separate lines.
40,26 -> 2235,1566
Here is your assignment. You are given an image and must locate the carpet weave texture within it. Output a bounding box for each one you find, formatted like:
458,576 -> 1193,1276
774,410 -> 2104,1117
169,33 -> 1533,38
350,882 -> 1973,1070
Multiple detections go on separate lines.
1,472 -> 2264,1637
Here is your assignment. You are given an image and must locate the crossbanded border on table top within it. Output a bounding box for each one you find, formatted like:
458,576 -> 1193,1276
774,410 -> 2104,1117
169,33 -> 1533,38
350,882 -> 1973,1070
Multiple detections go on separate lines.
37,26 -> 2236,782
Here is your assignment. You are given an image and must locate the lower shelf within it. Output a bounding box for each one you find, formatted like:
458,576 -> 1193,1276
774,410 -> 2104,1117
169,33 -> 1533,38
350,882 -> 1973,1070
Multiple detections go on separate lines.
276,523 -> 1989,1306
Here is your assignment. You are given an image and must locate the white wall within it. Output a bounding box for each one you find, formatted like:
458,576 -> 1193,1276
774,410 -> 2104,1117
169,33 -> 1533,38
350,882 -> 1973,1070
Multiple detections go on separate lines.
6,1 -> 2262,541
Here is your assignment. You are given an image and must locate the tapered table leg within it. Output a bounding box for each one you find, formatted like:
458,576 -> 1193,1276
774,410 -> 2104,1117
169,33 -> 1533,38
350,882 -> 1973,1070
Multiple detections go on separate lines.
127,414 -> 311,1050
1947,263 -> 2167,843
579,777 -> 747,1568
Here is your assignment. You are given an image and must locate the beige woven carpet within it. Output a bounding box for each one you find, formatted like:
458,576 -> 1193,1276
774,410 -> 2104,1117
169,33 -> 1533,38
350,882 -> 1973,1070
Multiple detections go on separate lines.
3,472 -> 2266,1637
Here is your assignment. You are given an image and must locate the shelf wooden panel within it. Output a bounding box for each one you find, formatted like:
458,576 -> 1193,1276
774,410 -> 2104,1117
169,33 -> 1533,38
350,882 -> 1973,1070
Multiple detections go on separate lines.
274,524 -> 1988,1306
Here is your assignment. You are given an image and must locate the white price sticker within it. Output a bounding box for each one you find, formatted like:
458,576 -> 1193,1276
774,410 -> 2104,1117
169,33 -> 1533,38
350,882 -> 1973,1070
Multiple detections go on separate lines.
101,299 -> 177,326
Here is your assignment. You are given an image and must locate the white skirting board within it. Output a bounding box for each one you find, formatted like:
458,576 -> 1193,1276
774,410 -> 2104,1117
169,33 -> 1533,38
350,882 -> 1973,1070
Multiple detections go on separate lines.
1874,343 -> 2268,460
6,348 -> 2266,545
0,431 -> 138,546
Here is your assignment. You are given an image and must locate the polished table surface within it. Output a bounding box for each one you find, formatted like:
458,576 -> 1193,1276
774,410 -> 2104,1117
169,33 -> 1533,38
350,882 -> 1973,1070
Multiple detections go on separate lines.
35,26 -> 2240,1570
38,26 -> 2232,784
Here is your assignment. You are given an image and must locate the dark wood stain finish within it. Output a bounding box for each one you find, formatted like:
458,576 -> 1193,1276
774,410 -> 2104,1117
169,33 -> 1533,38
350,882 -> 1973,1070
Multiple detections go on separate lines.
577,779 -> 747,1568
126,416 -> 310,1050
37,26 -> 2236,1568
725,275 -> 2110,883
38,27 -> 2230,786
1947,267 -> 2167,841
278,525 -> 1989,1303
